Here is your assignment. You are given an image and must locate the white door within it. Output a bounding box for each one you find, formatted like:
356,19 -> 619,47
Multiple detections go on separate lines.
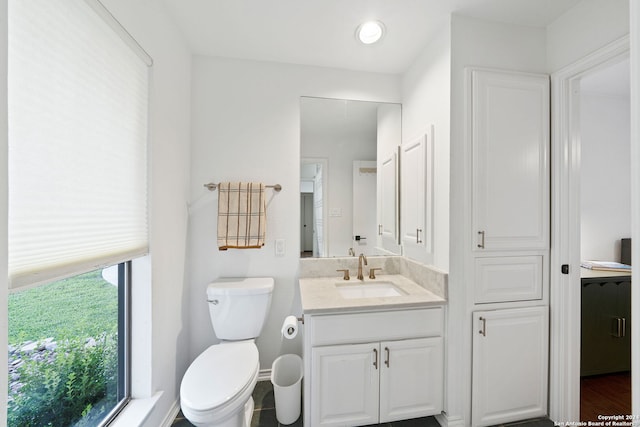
379,337 -> 443,423
301,193 -> 313,253
353,161 -> 377,255
378,150 -> 398,249
472,306 -> 549,426
471,69 -> 549,251
311,343 -> 379,426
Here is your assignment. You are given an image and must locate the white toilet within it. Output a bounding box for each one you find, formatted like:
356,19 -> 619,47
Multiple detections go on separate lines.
180,277 -> 274,427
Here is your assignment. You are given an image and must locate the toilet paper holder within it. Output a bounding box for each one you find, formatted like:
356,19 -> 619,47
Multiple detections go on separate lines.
282,316 -> 304,339
286,317 -> 304,335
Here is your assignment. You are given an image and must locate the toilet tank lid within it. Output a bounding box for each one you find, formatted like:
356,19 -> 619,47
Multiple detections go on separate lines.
207,277 -> 274,297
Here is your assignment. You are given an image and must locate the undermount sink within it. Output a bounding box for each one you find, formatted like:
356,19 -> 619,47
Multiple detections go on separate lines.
336,281 -> 406,299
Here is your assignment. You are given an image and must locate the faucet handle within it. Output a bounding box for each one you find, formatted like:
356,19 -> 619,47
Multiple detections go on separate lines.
368,268 -> 382,279
337,269 -> 350,280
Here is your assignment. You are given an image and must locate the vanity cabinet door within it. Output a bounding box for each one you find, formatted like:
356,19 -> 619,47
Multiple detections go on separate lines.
472,307 -> 548,427
311,343 -> 379,426
379,337 -> 443,423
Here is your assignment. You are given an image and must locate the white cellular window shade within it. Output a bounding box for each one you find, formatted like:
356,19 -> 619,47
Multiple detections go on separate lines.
8,0 -> 151,290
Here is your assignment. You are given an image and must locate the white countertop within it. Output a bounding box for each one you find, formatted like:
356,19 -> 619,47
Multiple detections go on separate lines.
580,267 -> 632,279
299,274 -> 446,314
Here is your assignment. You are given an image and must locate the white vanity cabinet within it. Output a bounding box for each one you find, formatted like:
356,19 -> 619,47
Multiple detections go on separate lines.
304,307 -> 444,427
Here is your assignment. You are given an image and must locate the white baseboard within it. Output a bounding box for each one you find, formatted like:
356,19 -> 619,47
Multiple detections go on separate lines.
159,399 -> 181,427
435,412 -> 466,427
258,368 -> 271,382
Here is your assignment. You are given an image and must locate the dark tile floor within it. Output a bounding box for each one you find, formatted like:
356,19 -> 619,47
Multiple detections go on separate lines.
172,380 -> 554,427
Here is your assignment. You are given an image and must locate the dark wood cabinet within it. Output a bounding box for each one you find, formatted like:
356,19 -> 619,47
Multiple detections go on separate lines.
581,269 -> 631,376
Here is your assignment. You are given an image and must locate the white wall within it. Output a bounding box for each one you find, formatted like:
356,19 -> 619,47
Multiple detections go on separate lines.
547,0 -> 629,72
547,0 -> 632,265
188,56 -> 400,371
377,104 -> 402,158
401,21 -> 451,271
99,1 -> 192,425
400,21 -> 453,421
580,92 -> 631,261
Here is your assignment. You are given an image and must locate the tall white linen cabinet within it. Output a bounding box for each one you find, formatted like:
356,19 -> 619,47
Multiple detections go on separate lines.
466,68 -> 550,426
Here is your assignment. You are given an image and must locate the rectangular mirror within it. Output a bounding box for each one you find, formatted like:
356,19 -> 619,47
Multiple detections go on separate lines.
300,97 -> 402,258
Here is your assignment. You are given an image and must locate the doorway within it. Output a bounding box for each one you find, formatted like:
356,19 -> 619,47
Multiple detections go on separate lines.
577,57 -> 632,420
300,193 -> 313,257
550,36 -> 631,422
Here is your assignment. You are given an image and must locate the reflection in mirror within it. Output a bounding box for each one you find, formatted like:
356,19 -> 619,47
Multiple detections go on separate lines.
300,97 -> 402,258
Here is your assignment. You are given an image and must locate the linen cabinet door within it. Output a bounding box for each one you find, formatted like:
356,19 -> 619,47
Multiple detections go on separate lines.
471,69 -> 549,252
311,343 -> 379,426
379,337 -> 443,423
472,307 -> 548,426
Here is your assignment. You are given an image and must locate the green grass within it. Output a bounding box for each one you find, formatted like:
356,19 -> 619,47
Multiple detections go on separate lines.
8,270 -> 118,346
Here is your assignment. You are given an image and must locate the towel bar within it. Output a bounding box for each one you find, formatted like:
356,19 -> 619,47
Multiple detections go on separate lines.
203,183 -> 282,192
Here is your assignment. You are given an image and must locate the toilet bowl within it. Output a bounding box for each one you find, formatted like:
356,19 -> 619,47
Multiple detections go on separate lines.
180,341 -> 259,427
180,277 -> 274,427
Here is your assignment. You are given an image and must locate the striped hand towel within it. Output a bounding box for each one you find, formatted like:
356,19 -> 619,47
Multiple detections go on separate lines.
217,182 -> 266,250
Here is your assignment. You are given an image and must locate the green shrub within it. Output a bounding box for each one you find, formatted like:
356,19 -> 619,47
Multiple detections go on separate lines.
8,333 -> 118,427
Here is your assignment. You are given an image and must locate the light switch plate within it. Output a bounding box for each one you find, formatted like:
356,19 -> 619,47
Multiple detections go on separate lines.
275,239 -> 285,256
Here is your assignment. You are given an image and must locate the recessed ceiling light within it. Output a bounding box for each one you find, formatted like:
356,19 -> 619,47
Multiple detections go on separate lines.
356,21 -> 385,45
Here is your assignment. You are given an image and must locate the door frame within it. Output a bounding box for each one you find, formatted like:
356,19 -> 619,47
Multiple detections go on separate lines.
550,35 -> 630,422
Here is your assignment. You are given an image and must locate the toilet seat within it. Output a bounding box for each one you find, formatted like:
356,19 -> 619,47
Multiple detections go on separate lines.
181,341 -> 259,416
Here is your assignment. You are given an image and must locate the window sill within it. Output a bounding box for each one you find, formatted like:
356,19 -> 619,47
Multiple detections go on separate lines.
110,391 -> 163,427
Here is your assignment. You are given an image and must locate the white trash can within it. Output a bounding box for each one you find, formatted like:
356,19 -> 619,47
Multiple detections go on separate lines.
270,354 -> 303,425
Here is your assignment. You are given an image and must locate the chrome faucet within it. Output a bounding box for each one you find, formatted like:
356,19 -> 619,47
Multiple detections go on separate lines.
357,253 -> 368,280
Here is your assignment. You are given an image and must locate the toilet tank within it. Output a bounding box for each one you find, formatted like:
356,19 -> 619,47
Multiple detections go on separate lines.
206,277 -> 274,340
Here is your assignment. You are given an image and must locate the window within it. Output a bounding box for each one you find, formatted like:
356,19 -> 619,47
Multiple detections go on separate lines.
8,263 -> 131,426
7,0 -> 151,425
